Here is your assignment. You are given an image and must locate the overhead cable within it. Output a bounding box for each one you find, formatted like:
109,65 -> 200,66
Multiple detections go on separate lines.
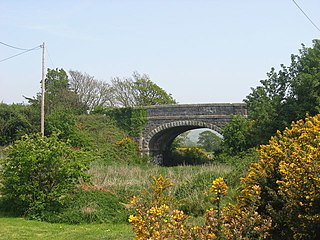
0,41 -> 33,51
292,0 -> 320,33
0,45 -> 41,63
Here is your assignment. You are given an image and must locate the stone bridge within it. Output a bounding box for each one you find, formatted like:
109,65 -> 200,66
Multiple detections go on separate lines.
138,103 -> 247,164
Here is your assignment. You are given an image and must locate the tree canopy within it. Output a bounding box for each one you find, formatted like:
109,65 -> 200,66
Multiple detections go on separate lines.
111,72 -> 176,107
224,39 -> 320,152
245,39 -> 320,146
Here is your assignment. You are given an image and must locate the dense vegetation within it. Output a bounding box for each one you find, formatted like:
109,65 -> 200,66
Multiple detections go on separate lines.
129,114 -> 320,239
1,39 -> 320,239
223,39 -> 320,153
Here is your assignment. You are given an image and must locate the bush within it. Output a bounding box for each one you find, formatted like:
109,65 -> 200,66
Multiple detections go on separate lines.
240,114 -> 320,239
165,146 -> 212,166
129,175 -> 270,239
47,187 -> 128,224
0,133 -> 90,219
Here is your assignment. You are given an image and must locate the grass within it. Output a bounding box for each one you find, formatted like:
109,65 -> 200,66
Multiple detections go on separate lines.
0,216 -> 133,240
90,162 -> 233,189
89,161 -> 244,216
0,148 -> 258,238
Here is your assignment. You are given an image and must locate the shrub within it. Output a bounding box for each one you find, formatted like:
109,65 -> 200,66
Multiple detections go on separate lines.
166,146 -> 212,166
129,175 -> 270,239
47,187 -> 128,224
240,114 -> 320,239
0,133 -> 90,219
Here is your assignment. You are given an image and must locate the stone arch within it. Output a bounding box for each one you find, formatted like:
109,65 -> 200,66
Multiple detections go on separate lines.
143,120 -> 222,164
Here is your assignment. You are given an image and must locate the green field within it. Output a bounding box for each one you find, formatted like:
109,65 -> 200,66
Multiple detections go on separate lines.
0,216 -> 133,240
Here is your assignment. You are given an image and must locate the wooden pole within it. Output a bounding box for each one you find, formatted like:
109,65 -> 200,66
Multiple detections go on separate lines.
41,42 -> 45,136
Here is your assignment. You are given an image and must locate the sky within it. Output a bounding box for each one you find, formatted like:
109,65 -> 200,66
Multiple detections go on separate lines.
1,0 -> 319,104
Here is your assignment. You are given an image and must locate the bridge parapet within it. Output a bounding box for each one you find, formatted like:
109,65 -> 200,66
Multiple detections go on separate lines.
145,103 -> 247,118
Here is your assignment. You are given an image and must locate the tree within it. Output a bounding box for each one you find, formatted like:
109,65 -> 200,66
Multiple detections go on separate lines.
0,133 -> 90,219
132,72 -> 176,106
197,130 -> 222,153
222,115 -> 252,154
289,40 -> 320,119
244,39 -> 320,147
111,77 -> 136,107
45,68 -> 86,115
172,131 -> 195,148
110,72 -> 177,107
69,70 -> 115,112
0,103 -> 39,145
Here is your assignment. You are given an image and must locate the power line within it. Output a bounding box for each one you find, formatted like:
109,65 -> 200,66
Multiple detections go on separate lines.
0,45 -> 41,63
46,47 -> 55,68
0,41 -> 32,51
292,0 -> 320,33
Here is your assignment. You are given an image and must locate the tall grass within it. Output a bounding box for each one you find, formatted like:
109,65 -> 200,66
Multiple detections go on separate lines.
89,159 -> 250,217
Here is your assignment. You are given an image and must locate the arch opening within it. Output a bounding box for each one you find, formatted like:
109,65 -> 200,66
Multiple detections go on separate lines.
145,121 -> 222,165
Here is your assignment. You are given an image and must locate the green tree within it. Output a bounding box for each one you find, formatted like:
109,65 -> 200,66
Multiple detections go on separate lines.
132,72 -> 176,106
197,130 -> 222,153
289,40 -> 320,119
172,131 -> 195,148
45,68 -> 86,115
244,39 -> 320,147
0,133 -> 90,219
110,72 -> 177,107
0,103 -> 39,145
222,115 -> 252,154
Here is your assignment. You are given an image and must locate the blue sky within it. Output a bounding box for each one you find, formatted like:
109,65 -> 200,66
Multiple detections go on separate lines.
1,0 -> 319,104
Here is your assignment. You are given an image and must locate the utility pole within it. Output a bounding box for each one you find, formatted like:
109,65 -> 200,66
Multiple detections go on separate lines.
41,42 -> 45,136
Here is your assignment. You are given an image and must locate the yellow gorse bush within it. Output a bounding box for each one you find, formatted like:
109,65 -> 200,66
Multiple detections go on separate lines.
129,175 -> 270,239
240,114 -> 320,240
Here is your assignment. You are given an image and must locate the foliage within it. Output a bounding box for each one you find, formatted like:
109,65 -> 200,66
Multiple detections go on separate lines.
222,115 -> 253,154
44,68 -> 86,115
165,146 -> 212,166
129,175 -> 270,239
240,114 -> 320,239
0,133 -> 91,219
172,131 -> 195,148
69,70 -> 114,112
128,175 -> 191,239
47,187 -> 127,224
45,111 -> 89,147
111,72 -> 176,107
132,72 -> 177,106
94,106 -> 147,137
244,39 -> 320,147
75,114 -> 145,164
197,130 -> 223,153
0,103 -> 39,145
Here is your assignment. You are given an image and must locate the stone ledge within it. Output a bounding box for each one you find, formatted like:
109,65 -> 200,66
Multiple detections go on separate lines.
147,115 -> 238,120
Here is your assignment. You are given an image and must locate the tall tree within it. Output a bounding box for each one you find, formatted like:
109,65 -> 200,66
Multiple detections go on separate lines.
111,72 -> 176,107
69,70 -> 114,112
111,77 -> 136,107
197,130 -> 222,153
243,39 -> 320,147
289,40 -> 320,119
132,72 -> 176,106
45,68 -> 86,115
